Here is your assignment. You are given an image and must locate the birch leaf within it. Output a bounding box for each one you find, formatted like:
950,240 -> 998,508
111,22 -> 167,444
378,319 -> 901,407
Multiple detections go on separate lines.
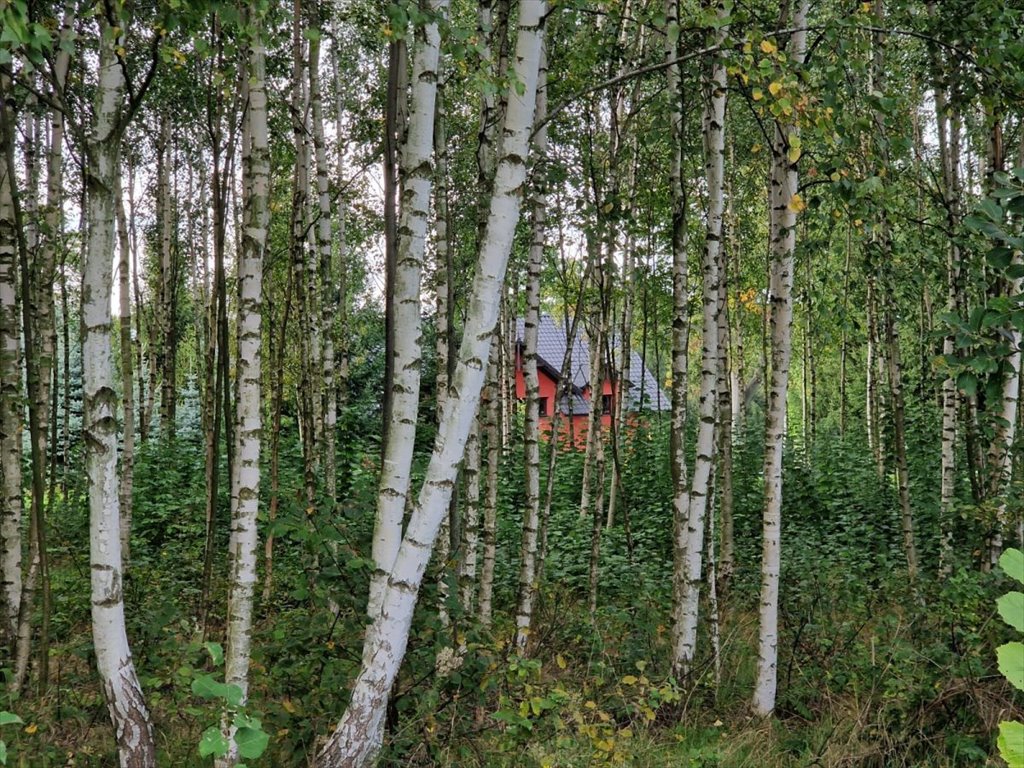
1001,549 -> 1024,584
999,721 -> 1024,768
198,727 -> 229,758
998,592 -> 1024,632
788,145 -> 802,163
997,642 -> 1024,691
768,81 -> 782,97
235,726 -> 270,759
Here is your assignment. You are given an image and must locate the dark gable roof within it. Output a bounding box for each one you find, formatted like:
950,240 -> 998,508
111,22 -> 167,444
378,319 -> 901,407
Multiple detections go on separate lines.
515,314 -> 670,413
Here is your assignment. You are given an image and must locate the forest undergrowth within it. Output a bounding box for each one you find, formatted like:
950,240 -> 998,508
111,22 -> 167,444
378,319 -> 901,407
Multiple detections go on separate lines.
6,413 -> 1021,767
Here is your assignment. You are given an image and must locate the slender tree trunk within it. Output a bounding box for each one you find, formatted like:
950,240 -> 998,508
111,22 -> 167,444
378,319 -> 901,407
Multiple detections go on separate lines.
219,19 -> 269,764
0,97 -> 22,644
81,22 -> 156,764
315,8 -> 544,763
367,0 -> 447,619
515,42 -> 547,652
116,182 -> 135,560
156,115 -> 176,438
665,0 -> 692,659
477,354 -> 500,627
310,27 -> 337,525
753,0 -> 808,718
672,5 -> 726,675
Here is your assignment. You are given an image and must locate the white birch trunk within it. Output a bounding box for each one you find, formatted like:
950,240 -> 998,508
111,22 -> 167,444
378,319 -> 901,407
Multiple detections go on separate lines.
0,116 -> 22,642
672,8 -> 726,674
83,23 -> 156,765
515,42 -> 547,652
218,19 -> 269,767
753,0 -> 808,718
316,7 -> 544,762
665,0 -> 691,658
368,0 -> 446,619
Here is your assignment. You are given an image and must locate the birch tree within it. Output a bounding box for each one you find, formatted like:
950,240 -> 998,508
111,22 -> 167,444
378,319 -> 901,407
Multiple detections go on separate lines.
316,4 -> 545,761
753,0 -> 808,718
367,0 -> 447,619
82,14 -> 157,764
671,2 -> 726,676
515,41 -> 547,652
218,10 -> 269,764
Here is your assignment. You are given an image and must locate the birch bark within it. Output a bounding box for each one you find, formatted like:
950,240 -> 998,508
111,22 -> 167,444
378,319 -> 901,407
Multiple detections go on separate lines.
316,7 -> 544,762
672,5 -> 726,675
83,19 -> 156,764
515,42 -> 547,651
753,0 -> 808,718
367,0 -> 447,619
218,15 -> 269,765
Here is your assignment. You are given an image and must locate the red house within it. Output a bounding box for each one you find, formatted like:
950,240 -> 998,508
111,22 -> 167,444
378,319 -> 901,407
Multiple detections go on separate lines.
514,314 -> 670,447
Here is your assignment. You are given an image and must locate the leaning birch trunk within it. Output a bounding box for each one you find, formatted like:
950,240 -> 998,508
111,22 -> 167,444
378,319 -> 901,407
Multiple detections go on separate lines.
0,123 -> 22,642
367,0 -> 446,619
753,0 -> 808,718
83,22 -> 156,765
218,20 -> 269,767
315,6 -> 544,762
671,7 -> 725,675
514,42 -> 548,653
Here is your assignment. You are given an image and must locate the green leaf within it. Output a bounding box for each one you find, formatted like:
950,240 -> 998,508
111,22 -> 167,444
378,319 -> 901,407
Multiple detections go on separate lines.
191,675 -> 244,707
997,642 -> 1024,691
980,198 -> 1003,222
1002,549 -> 1024,584
998,592 -> 1024,632
0,739 -> 7,766
998,721 -> 1024,768
204,642 -> 224,667
235,726 -> 270,759
956,372 -> 977,397
198,726 -> 229,758
0,713 -> 22,727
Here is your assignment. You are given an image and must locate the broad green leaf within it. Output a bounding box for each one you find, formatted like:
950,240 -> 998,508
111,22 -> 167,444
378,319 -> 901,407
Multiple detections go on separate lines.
998,592 -> 1024,632
1002,549 -> 1024,584
980,198 -> 1003,222
998,721 -> 1024,768
198,726 -> 229,758
191,675 -> 244,707
956,372 -> 977,397
997,642 -> 1024,691
204,642 -> 224,667
235,726 -> 270,759
0,713 -> 21,727
0,739 -> 7,765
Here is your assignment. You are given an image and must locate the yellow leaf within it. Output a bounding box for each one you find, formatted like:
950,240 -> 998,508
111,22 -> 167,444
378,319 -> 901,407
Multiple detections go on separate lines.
752,88 -> 763,101
760,40 -> 777,54
282,699 -> 297,714
830,171 -> 841,182
787,194 -> 806,213
743,41 -> 752,54
787,145 -> 802,163
556,654 -> 567,670
585,700 -> 597,710
768,81 -> 782,97
621,675 -> 638,685
24,723 -> 37,734
861,2 -> 872,11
